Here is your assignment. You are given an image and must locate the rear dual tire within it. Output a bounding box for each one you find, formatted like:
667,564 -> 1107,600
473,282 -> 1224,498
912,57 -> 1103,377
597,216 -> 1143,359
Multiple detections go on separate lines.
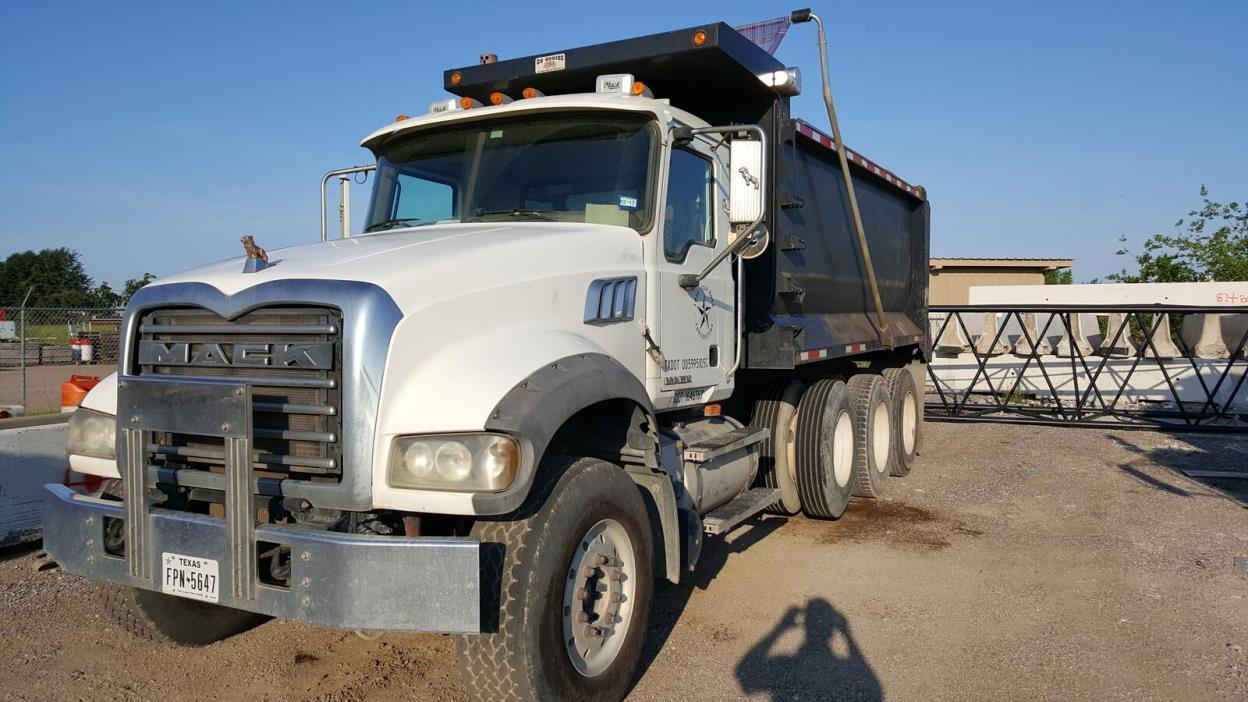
847,374 -> 893,498
794,379 -> 856,519
882,366 -> 923,476
750,380 -> 806,515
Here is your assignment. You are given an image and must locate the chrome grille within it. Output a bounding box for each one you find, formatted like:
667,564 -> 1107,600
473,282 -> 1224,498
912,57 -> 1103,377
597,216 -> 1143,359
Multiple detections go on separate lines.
136,306 -> 343,482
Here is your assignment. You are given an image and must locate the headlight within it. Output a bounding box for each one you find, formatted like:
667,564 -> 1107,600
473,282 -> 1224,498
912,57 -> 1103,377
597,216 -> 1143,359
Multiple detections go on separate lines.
388,433 -> 520,492
67,407 -> 116,459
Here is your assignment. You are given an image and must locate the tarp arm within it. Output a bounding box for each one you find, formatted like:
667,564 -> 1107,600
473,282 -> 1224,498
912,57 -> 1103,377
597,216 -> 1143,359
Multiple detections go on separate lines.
791,8 -> 892,347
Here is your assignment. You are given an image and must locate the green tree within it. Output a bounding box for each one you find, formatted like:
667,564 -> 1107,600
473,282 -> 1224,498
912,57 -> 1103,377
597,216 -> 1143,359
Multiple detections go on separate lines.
1110,187 -> 1247,283
90,281 -> 121,307
0,248 -> 95,306
121,273 -> 157,302
89,273 -> 155,307
1044,269 -> 1073,285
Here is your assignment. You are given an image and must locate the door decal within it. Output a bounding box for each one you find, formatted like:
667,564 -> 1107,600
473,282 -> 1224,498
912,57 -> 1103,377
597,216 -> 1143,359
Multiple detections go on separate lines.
693,286 -> 715,339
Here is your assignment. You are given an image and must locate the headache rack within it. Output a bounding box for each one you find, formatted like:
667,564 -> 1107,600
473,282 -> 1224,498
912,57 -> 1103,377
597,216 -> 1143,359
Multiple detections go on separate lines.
134,306 -> 344,483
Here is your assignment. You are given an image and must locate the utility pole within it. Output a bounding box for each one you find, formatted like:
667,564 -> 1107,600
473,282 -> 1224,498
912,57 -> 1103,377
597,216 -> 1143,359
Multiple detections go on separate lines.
19,287 -> 33,411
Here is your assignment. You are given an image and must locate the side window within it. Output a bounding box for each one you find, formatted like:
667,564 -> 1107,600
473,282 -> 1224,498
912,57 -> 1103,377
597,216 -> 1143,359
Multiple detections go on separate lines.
663,149 -> 714,263
394,174 -> 455,223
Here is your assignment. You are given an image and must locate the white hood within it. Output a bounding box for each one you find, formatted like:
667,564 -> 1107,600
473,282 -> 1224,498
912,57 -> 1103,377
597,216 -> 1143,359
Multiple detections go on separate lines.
152,222 -> 644,315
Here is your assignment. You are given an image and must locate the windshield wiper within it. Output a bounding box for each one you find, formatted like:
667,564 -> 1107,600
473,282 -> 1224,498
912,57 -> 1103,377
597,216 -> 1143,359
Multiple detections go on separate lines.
470,208 -> 555,221
364,217 -> 422,232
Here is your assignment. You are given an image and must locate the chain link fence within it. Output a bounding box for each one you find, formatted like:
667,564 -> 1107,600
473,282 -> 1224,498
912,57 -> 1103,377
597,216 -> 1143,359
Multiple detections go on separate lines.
0,306 -> 125,416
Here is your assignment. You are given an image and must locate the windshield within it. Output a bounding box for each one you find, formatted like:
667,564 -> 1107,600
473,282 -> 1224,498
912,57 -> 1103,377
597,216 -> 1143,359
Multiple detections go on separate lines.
365,112 -> 656,233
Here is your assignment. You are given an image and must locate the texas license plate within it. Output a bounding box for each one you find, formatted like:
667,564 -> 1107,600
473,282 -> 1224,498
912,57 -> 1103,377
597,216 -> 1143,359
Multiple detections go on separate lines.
161,552 -> 219,603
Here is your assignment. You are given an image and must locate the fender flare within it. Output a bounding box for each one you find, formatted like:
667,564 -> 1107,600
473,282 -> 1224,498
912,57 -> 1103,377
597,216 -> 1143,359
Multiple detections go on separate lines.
475,352 -> 681,583
470,352 -> 654,515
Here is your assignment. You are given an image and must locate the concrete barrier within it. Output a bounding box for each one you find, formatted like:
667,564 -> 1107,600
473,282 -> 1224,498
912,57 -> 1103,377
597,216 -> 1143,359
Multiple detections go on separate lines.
1055,313 -> 1094,357
932,314 -> 969,354
1144,313 -> 1181,359
1012,312 -> 1053,357
974,314 -> 1009,356
1098,313 -> 1137,357
1183,314 -> 1230,359
0,417 -> 67,546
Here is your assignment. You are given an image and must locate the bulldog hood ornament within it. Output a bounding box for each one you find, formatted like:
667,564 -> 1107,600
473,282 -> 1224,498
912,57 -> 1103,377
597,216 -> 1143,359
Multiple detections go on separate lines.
240,234 -> 270,273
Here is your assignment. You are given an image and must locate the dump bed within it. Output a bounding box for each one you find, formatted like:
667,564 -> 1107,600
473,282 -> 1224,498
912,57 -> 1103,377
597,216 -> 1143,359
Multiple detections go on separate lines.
743,119 -> 930,369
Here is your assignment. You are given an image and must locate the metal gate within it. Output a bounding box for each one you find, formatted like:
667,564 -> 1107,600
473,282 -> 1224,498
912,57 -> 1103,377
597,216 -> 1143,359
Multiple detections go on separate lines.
925,305 -> 1248,433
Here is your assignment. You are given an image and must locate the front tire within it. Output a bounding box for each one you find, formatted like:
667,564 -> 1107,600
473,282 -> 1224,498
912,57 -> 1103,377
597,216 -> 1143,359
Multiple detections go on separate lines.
97,583 -> 268,646
456,456 -> 654,702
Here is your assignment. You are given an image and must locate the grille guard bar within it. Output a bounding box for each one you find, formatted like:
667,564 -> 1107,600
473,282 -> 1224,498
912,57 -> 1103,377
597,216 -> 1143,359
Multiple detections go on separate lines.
117,376 -> 259,597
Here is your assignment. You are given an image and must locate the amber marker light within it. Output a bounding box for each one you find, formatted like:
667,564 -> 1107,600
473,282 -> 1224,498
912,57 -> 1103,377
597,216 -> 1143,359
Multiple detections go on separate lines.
449,71 -> 463,86
692,29 -> 708,46
521,87 -> 543,99
459,96 -> 476,109
395,114 -> 409,122
630,81 -> 652,97
489,91 -> 513,105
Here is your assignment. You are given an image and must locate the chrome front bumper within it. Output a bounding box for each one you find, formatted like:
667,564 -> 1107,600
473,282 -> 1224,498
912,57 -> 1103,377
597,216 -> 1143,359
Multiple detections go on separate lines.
42,484 -> 482,632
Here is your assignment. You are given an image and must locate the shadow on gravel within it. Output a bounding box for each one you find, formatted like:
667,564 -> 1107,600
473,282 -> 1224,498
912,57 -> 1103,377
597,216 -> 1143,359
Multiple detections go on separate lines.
1109,434 -> 1248,507
735,598 -> 882,702
0,540 -> 42,563
636,516 -> 787,685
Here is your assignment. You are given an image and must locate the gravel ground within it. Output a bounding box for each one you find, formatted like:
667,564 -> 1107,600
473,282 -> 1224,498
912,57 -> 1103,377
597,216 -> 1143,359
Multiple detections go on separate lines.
1,421 -> 1245,701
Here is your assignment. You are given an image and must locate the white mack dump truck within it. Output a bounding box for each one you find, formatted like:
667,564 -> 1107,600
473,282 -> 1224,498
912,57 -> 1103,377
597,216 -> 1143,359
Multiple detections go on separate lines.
45,12 -> 930,701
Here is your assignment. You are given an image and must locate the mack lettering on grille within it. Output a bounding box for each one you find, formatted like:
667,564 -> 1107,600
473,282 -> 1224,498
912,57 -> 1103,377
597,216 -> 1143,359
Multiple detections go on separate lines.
138,341 -> 333,369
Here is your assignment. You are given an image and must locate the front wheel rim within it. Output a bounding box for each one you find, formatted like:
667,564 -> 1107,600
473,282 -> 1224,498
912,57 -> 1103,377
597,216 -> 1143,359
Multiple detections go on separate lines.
562,518 -> 637,677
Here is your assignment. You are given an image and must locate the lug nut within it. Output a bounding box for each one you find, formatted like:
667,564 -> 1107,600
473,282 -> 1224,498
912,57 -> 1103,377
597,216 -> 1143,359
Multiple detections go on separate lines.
575,611 -> 588,623
581,565 -> 597,578
608,570 -> 623,582
593,554 -> 609,566
575,588 -> 589,601
610,592 -> 625,603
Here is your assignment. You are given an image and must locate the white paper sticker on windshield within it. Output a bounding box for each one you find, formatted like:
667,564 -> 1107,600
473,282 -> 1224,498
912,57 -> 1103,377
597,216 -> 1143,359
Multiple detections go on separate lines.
535,53 -> 565,73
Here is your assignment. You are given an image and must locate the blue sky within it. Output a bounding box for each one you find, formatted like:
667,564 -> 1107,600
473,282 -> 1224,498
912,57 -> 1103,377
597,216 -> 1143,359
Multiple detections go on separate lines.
1,0 -> 1245,289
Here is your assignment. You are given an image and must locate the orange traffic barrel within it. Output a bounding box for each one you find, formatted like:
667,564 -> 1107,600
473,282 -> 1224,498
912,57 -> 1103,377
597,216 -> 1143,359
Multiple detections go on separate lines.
61,375 -> 101,413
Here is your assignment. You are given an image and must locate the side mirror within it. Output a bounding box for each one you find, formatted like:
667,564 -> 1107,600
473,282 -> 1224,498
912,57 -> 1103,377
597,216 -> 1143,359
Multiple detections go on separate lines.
729,139 -> 763,224
678,125 -> 768,289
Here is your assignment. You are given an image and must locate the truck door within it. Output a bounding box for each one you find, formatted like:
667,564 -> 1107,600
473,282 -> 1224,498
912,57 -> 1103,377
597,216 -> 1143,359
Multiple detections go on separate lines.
654,142 -> 733,409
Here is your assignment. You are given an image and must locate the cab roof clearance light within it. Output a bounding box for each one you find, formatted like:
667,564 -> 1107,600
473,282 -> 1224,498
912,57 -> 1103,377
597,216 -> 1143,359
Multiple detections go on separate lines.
489,91 -> 513,105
